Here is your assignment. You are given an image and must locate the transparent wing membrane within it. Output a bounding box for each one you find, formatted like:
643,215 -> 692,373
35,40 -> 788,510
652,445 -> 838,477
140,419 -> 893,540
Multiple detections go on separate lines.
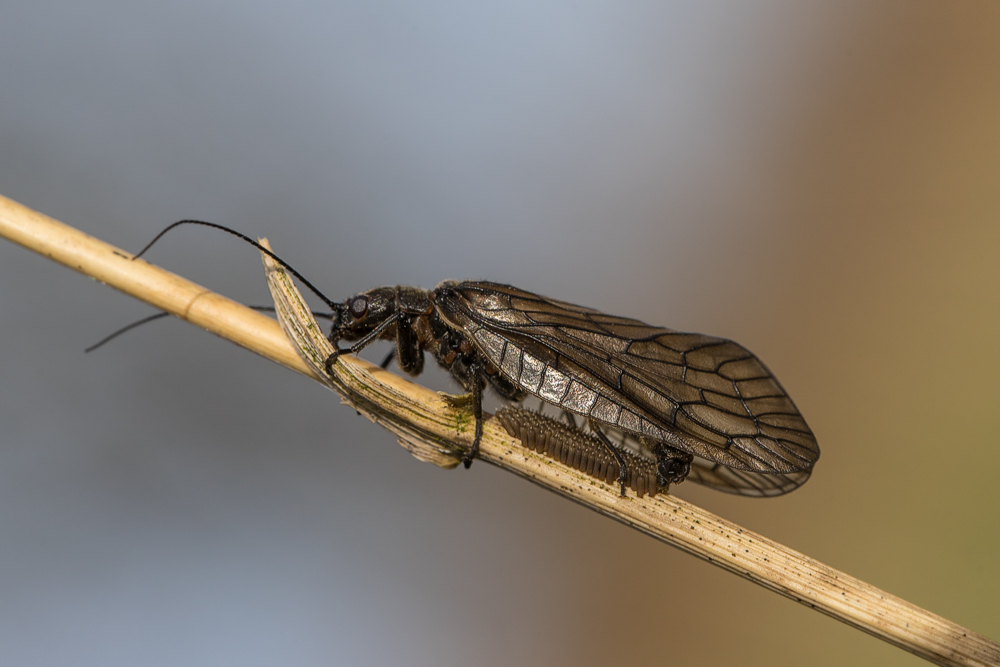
439,281 -> 819,494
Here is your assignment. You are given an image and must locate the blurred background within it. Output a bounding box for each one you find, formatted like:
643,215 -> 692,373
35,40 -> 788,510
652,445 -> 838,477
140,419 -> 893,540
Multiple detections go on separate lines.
1,2 -> 998,665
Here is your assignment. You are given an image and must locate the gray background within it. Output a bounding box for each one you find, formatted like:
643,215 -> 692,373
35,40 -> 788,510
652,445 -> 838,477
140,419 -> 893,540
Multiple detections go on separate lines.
1,2 -> 998,666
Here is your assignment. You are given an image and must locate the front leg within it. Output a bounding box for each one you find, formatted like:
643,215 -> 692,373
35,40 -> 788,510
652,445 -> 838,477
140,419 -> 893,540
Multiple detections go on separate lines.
323,312 -> 402,377
324,346 -> 349,377
460,364 -> 484,469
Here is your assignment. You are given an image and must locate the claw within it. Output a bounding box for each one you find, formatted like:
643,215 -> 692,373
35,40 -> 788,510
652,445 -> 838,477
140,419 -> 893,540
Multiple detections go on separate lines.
324,347 -> 348,376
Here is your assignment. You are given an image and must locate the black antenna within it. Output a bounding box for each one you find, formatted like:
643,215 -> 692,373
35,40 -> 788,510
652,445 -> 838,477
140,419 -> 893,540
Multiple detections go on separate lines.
133,220 -> 341,310
86,306 -> 335,353
85,312 -> 171,352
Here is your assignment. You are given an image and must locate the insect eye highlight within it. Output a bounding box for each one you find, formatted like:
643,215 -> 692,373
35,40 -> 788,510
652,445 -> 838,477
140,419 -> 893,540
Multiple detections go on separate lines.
349,296 -> 369,319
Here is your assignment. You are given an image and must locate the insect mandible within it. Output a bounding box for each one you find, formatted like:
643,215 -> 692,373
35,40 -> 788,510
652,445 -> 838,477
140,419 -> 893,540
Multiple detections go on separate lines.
134,221 -> 820,497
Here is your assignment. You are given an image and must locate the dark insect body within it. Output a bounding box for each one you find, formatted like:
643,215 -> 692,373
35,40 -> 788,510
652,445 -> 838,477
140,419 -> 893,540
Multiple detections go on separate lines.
134,221 -> 820,497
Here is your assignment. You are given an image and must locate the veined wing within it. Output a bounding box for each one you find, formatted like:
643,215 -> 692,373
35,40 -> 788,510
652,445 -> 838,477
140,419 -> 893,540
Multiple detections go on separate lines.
602,421 -> 812,497
436,281 -> 819,475
686,459 -> 811,496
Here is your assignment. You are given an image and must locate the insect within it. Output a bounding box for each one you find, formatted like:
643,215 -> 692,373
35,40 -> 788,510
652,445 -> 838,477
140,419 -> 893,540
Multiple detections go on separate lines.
133,221 -> 820,497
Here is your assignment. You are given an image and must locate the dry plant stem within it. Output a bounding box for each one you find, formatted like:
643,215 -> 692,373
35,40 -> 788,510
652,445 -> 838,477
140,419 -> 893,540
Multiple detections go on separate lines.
0,194 -> 311,377
2,193 -> 997,667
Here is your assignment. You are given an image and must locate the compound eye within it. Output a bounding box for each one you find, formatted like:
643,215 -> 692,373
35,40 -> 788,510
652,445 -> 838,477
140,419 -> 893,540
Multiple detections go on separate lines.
348,296 -> 369,319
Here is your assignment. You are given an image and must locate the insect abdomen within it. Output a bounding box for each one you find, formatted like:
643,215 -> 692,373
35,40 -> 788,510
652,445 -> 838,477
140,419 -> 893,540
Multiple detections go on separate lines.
496,408 -> 661,497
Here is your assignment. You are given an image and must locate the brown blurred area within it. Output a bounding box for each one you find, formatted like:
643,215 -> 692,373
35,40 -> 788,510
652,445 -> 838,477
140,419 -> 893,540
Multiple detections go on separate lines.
550,5 -> 1000,665
1,2 -> 997,666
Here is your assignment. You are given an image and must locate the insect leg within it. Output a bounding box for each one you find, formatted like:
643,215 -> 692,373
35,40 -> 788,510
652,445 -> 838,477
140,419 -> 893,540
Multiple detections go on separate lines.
379,349 -> 395,369
394,316 -> 425,376
460,364 -> 485,469
324,312 -> 401,376
588,419 -> 628,497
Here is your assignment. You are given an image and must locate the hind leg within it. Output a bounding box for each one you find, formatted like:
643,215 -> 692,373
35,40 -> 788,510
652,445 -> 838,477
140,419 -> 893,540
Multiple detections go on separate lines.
588,420 -> 628,497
